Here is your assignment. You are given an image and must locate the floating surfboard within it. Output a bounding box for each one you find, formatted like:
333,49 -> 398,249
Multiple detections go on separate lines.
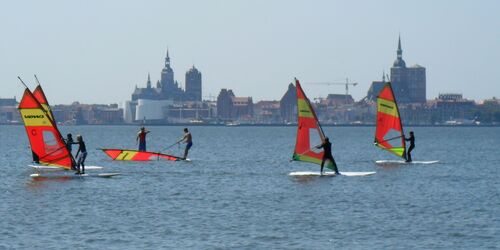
375,160 -> 439,164
289,171 -> 376,177
29,165 -> 103,171
30,172 -> 121,178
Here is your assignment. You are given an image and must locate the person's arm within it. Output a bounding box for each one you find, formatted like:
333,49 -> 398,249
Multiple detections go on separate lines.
75,147 -> 80,158
315,143 -> 324,149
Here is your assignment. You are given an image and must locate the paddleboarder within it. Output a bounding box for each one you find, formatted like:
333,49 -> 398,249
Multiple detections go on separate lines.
75,135 -> 87,174
177,128 -> 192,160
316,137 -> 339,175
136,127 -> 150,152
405,131 -> 415,162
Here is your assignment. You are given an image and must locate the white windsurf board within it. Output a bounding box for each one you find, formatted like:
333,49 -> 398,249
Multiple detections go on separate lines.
375,160 -> 439,164
29,165 -> 103,171
30,172 -> 121,178
289,171 -> 376,177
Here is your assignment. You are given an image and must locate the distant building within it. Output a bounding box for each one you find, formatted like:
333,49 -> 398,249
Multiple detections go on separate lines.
254,100 -> 280,123
216,89 -> 235,119
366,73 -> 388,102
185,65 -> 202,102
0,97 -> 19,123
280,83 -> 296,123
390,36 -> 426,103
125,49 -> 204,123
322,94 -> 354,107
216,89 -> 253,120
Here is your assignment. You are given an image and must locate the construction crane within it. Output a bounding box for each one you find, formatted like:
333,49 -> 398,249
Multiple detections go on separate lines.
307,78 -> 358,105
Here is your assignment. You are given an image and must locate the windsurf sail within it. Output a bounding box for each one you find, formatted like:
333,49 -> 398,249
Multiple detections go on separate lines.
18,88 -> 75,169
100,149 -> 182,161
374,82 -> 406,158
32,85 -> 55,122
291,78 -> 336,170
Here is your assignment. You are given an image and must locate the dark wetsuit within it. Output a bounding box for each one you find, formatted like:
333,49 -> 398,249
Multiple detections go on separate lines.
405,134 -> 415,162
65,136 -> 74,153
318,141 -> 339,174
75,140 -> 87,174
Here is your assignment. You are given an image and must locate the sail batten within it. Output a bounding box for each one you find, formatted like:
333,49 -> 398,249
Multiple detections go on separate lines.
292,78 -> 335,170
374,82 -> 406,158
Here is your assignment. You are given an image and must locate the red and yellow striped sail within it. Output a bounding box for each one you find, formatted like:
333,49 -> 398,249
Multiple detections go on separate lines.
101,149 -> 181,161
18,88 -> 75,169
292,78 -> 335,169
374,82 -> 406,158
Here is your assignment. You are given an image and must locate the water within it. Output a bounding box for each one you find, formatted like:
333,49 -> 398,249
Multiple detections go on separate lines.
0,125 -> 499,249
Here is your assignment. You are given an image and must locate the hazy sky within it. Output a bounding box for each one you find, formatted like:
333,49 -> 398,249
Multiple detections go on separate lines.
1,0 -> 499,104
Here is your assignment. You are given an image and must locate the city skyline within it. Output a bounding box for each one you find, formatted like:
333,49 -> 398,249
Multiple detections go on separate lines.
1,0 -> 499,104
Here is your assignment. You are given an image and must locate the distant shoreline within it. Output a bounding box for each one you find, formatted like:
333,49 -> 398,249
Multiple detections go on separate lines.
2,123 -> 499,127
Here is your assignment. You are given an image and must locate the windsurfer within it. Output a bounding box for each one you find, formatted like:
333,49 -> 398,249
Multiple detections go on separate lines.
75,135 -> 87,174
177,128 -> 192,160
65,133 -> 75,153
316,137 -> 339,175
136,127 -> 150,152
405,131 -> 415,162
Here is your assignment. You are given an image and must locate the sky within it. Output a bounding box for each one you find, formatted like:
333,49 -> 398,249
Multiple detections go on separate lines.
1,0 -> 499,104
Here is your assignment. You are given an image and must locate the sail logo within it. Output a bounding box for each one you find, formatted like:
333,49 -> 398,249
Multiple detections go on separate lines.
380,103 -> 394,109
24,114 -> 45,119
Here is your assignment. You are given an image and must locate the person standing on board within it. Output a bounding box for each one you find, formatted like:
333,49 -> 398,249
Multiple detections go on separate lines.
65,133 -> 74,153
405,131 -> 415,162
136,127 -> 150,152
177,128 -> 192,160
316,137 -> 340,175
75,135 -> 87,174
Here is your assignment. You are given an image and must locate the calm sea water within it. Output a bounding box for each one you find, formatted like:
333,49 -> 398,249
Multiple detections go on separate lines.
0,125 -> 498,249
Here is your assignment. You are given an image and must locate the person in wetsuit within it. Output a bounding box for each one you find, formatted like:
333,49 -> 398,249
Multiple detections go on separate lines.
177,128 -> 192,160
75,135 -> 87,174
136,127 -> 150,152
65,133 -> 74,153
405,131 -> 415,162
315,137 -> 339,175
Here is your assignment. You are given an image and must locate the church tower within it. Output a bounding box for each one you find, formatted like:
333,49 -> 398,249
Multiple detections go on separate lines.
390,35 -> 410,103
160,49 -> 175,93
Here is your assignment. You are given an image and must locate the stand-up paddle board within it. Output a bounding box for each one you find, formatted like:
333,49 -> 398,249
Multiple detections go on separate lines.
375,160 -> 439,164
30,172 -> 121,178
29,165 -> 103,171
289,171 -> 376,177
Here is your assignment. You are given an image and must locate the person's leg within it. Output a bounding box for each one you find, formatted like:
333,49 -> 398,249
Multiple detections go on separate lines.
320,158 -> 325,175
407,145 -> 414,162
76,155 -> 82,174
330,156 -> 339,174
81,152 -> 87,174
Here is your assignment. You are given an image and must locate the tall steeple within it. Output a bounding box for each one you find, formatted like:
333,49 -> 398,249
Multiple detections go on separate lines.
393,35 -> 406,68
165,48 -> 170,67
146,73 -> 151,88
397,35 -> 403,59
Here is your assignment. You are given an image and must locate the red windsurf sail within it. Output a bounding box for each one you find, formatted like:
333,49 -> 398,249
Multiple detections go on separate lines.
100,149 -> 182,161
374,82 -> 406,158
291,78 -> 336,169
32,85 -> 55,122
18,88 -> 75,169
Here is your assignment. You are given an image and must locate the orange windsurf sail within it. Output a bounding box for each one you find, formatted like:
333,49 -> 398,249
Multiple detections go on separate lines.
291,78 -> 336,169
18,88 -> 75,169
374,82 -> 406,158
